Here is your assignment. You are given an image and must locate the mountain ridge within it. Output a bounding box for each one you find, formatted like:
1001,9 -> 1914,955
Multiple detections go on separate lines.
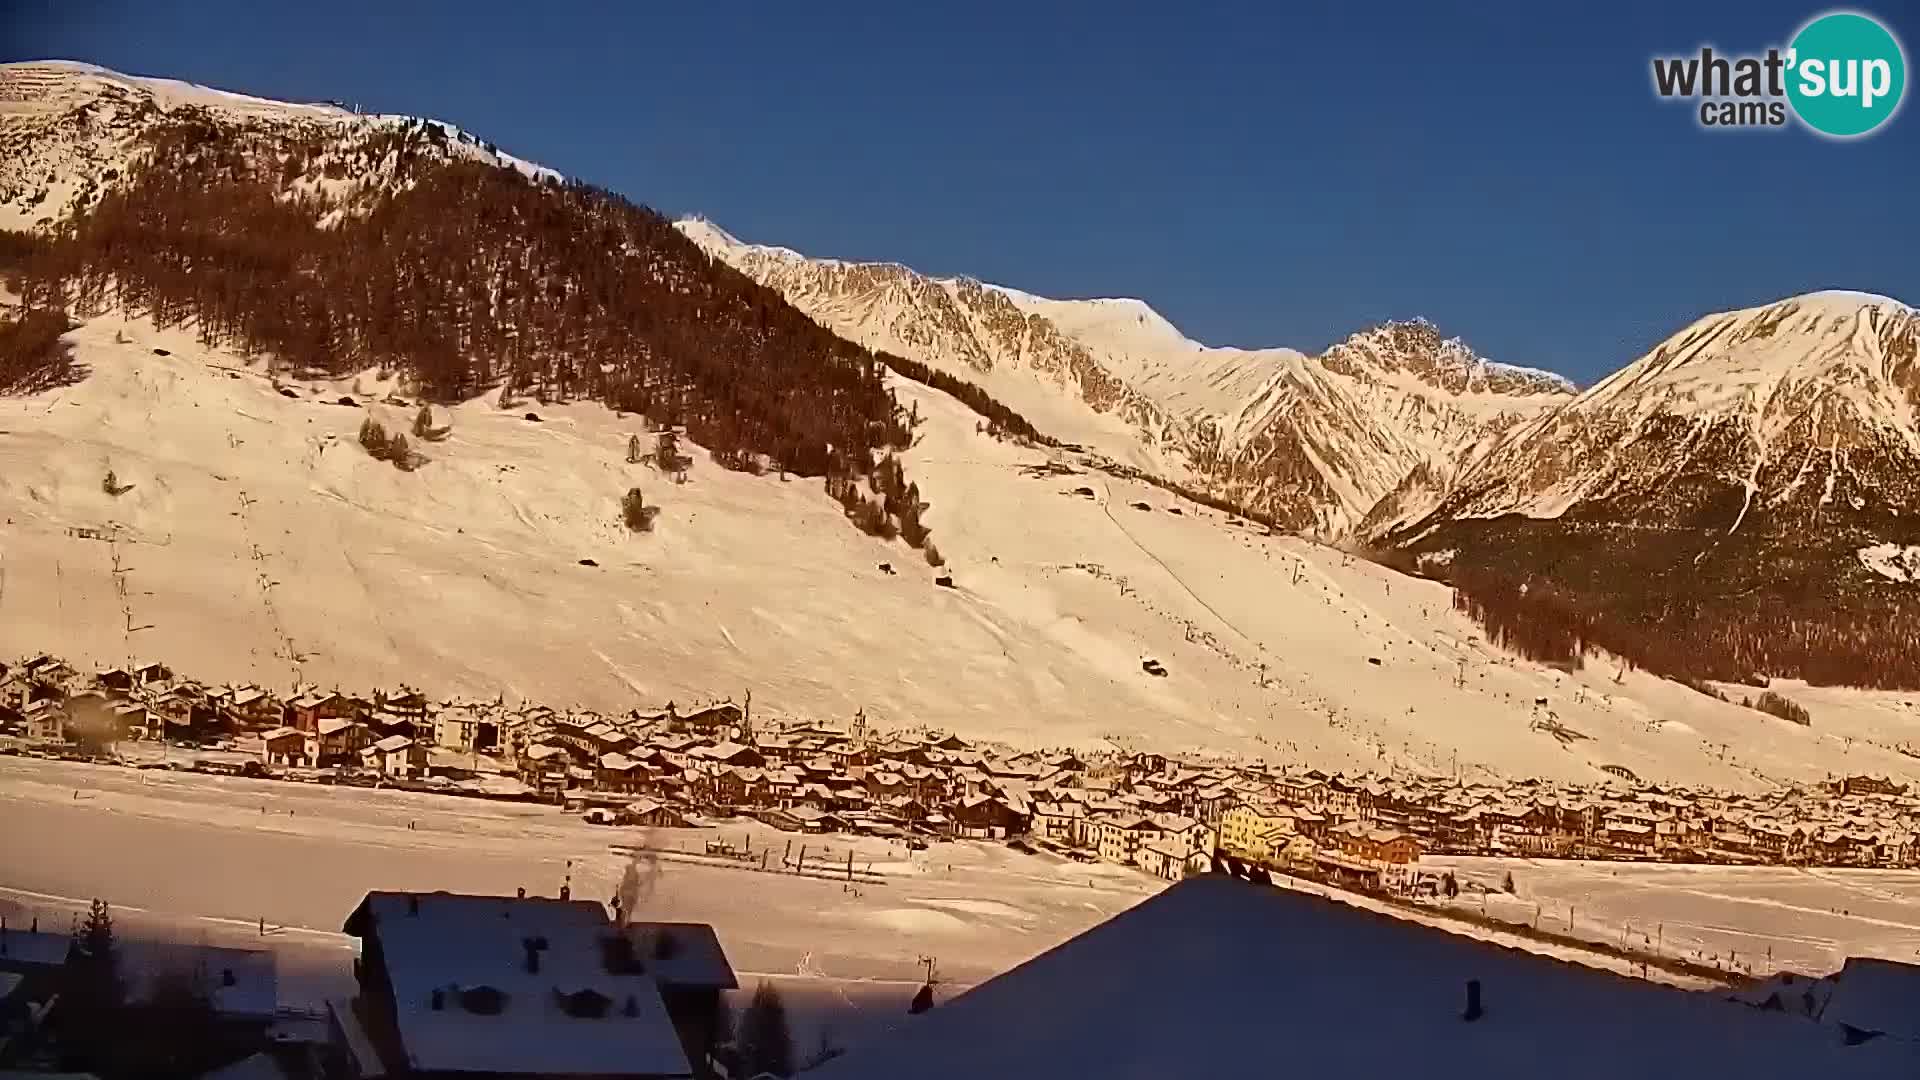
676,216 -> 1577,536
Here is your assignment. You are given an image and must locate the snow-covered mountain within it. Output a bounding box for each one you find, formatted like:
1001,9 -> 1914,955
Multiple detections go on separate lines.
677,218 -> 1573,536
1383,291 -> 1920,687
1405,291 -> 1920,528
0,60 -> 556,232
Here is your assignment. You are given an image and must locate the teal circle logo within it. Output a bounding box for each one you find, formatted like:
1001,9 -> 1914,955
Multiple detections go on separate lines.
1786,12 -> 1906,137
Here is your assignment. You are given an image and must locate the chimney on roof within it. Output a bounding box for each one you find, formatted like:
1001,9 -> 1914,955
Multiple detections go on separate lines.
1463,979 -> 1484,1022
517,887 -> 527,899
559,884 -> 571,902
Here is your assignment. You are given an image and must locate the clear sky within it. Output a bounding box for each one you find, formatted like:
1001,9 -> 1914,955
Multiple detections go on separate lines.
8,0 -> 1915,384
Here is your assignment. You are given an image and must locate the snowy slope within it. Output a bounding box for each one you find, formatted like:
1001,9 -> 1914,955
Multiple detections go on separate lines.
0,60 -> 556,232
676,219 -> 1573,536
4,312 -> 1918,790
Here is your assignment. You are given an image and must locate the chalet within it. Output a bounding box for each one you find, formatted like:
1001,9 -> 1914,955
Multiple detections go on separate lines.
953,795 -> 1026,840
260,726 -> 306,767
1602,820 -> 1657,856
1320,778 -> 1362,818
619,798 -> 690,828
713,766 -> 768,807
111,701 -> 149,734
361,708 -> 417,741
1137,839 -> 1208,881
864,769 -> 908,800
823,741 -> 875,769
24,699 -> 63,742
435,704 -> 501,753
1033,801 -> 1086,844
96,667 -> 136,694
335,891 -> 698,1080
1189,784 -> 1235,824
771,805 -> 844,833
222,686 -> 280,728
876,742 -> 933,768
1042,751 -> 1085,773
877,794 -> 928,823
791,782 -> 839,810
287,691 -> 355,734
1314,850 -> 1387,892
651,735 -> 701,769
377,688 -> 431,723
310,717 -> 369,766
695,741 -> 764,769
1150,813 -> 1213,859
679,702 -> 743,734
585,722 -> 635,754
1832,775 -> 1907,798
598,753 -> 650,794
1092,812 -> 1162,864
1330,824 -> 1422,867
1218,803 -> 1295,861
133,661 -> 172,687
362,734 -> 420,777
520,743 -> 569,790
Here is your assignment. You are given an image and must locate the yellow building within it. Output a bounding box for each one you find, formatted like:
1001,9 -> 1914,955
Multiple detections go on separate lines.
1219,802 -> 1296,862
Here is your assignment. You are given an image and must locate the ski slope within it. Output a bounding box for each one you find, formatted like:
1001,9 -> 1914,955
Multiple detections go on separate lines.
3,312 -> 1919,789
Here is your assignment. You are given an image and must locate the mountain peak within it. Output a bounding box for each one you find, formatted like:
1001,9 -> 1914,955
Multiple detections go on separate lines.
1327,319 -> 1576,398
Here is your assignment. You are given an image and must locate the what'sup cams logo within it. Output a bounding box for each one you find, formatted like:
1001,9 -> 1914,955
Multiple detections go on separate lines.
1652,10 -> 1906,137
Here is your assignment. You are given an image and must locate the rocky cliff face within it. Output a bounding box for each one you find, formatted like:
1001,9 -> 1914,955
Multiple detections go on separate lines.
677,219 -> 1573,534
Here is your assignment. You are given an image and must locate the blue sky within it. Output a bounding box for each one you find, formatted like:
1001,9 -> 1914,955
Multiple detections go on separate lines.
8,1 -> 1915,384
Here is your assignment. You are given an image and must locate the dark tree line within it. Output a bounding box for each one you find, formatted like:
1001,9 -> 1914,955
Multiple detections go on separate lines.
13,119 -> 915,490
1380,514 -> 1920,689
0,306 -> 78,393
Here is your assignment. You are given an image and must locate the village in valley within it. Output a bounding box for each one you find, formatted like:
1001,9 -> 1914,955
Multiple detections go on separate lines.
4,651 -> 1919,893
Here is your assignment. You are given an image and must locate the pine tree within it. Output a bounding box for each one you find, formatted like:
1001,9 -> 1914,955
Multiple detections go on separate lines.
387,431 -> 415,471
359,417 -> 389,459
736,980 -> 794,1079
413,404 -> 433,437
627,433 -> 642,464
622,488 -> 656,532
68,898 -> 123,1015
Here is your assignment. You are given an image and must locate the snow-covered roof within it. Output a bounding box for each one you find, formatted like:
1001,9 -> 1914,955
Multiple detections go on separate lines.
118,939 -> 278,1019
342,891 -> 689,1077
810,876 -> 1920,1080
622,923 -> 737,991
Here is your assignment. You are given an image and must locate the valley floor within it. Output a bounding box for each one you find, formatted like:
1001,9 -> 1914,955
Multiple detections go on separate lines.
4,313 -> 1920,793
8,757 -> 1920,1051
